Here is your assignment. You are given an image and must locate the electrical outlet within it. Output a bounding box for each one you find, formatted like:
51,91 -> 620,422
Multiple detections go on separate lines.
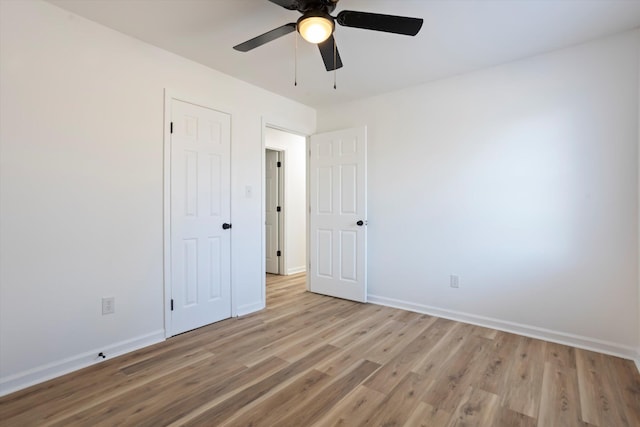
102,297 -> 115,315
450,275 -> 460,288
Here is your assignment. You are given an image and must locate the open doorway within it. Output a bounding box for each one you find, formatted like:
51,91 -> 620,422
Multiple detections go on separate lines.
264,127 -> 307,289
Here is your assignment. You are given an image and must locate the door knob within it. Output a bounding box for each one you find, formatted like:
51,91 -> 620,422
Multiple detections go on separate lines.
222,223 -> 232,230
356,220 -> 364,226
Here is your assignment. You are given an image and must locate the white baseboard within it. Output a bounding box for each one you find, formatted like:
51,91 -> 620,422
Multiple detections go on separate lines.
237,301 -> 265,317
0,330 -> 165,397
368,294 -> 637,361
286,266 -> 306,275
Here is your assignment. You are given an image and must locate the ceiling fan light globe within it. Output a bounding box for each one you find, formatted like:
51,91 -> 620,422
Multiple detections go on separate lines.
298,16 -> 333,44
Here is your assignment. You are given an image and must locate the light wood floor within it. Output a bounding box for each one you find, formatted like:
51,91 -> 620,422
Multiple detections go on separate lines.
1,273 -> 639,426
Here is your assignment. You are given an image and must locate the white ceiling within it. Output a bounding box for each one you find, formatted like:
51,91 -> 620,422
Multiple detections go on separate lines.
48,0 -> 640,108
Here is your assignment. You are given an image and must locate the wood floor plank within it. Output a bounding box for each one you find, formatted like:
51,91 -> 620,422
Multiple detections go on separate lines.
1,348 -> 215,426
403,401 -> 452,426
208,297 -> 351,360
492,406 -> 537,427
605,356 -> 640,426
50,355 -> 243,427
546,341 -> 577,370
474,331 -> 521,396
0,337 -> 215,418
355,371 -> 433,427
469,324 -> 499,340
275,359 -> 381,426
446,386 -> 500,427
269,316 -> 372,365
288,317 -> 388,376
178,344 -> 337,426
315,318 -> 407,376
1,272 -> 638,427
364,317 -> 454,394
422,335 -> 493,413
411,322 -> 478,386
537,361 -> 584,427
363,314 -> 436,364
235,309 -> 351,367
54,355 -> 285,427
222,369 -> 332,427
329,307 -> 402,349
501,336 -> 546,418
576,349 -> 632,426
311,385 -> 386,427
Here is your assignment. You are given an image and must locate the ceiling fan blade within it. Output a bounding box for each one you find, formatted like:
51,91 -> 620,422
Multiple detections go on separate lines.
337,10 -> 423,36
268,0 -> 299,10
318,35 -> 343,71
233,23 -> 297,52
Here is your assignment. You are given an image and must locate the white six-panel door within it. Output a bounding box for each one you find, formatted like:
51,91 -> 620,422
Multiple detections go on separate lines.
170,99 -> 231,336
309,126 -> 367,302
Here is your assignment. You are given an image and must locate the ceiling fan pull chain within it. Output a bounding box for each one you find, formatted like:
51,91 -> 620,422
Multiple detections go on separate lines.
333,37 -> 337,90
294,27 -> 298,86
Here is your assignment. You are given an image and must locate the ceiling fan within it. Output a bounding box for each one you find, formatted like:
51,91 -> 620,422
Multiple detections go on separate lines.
233,0 -> 424,72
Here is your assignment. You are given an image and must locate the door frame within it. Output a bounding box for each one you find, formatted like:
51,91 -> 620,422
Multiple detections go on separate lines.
264,147 -> 285,275
261,117 -> 311,304
163,89 -> 236,338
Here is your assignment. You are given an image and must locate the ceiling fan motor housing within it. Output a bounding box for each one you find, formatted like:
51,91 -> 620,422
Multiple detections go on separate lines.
294,0 -> 339,14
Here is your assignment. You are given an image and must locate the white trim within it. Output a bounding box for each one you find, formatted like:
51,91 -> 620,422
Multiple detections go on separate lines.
287,266 -> 307,275
368,294 -> 638,360
236,301 -> 265,317
636,31 -> 640,377
163,89 -> 172,338
0,330 -> 164,397
260,119 -> 268,309
306,135 -> 311,293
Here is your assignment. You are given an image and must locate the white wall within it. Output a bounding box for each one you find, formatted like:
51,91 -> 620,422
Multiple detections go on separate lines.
0,0 -> 315,395
318,30 -> 640,357
265,128 -> 307,275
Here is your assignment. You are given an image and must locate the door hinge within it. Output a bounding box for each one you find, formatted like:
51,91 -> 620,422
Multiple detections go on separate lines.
277,250 -> 281,257
276,206 -> 281,212
277,161 -> 282,168
170,299 -> 174,311
170,122 -> 173,134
